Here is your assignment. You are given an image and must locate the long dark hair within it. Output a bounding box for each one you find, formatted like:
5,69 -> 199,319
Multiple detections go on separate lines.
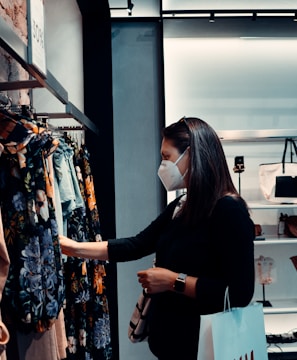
163,117 -> 242,226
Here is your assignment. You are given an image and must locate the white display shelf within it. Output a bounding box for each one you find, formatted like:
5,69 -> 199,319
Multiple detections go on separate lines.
217,129 -> 297,142
267,343 -> 297,353
257,299 -> 297,314
248,201 -> 297,210
265,311 -> 297,353
254,236 -> 297,245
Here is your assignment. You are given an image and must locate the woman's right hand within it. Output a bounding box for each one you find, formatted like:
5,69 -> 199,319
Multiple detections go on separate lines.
59,235 -> 79,257
59,235 -> 109,261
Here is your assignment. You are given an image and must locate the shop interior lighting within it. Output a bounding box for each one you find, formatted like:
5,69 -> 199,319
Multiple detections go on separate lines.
162,13 -> 209,18
209,12 -> 215,23
215,13 -> 253,18
109,0 -> 134,16
257,12 -> 295,17
161,9 -> 297,20
127,0 -> 134,15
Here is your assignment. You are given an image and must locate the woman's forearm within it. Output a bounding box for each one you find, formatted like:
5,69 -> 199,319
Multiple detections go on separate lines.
59,235 -> 109,261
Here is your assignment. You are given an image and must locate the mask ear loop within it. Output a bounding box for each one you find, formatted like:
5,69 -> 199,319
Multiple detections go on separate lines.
174,146 -> 190,165
175,147 -> 190,182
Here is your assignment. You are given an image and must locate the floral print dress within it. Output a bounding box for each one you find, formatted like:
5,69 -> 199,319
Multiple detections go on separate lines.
0,111 -> 112,359
0,120 -> 65,333
53,138 -> 112,360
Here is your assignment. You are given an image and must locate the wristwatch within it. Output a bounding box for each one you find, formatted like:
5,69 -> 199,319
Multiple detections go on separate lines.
173,273 -> 187,292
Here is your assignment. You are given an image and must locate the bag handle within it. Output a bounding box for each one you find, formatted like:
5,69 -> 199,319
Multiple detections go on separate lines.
223,286 -> 231,312
281,138 -> 297,173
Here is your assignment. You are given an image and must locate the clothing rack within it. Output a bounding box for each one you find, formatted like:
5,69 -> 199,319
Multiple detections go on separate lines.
0,93 -> 98,135
48,124 -> 86,148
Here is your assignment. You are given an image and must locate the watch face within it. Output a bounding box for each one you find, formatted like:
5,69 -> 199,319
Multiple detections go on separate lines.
174,273 -> 187,292
174,278 -> 185,292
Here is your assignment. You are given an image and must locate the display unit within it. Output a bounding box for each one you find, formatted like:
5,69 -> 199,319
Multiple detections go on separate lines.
219,129 -> 297,356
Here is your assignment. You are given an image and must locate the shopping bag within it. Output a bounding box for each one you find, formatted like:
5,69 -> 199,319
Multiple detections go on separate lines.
197,302 -> 268,360
259,138 -> 297,203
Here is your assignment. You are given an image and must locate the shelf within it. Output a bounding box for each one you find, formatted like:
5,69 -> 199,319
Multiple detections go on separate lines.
264,310 -> 297,353
253,299 -> 297,314
254,238 -> 297,245
249,201 -> 297,209
267,342 -> 297,353
254,235 -> 297,245
217,129 -> 297,142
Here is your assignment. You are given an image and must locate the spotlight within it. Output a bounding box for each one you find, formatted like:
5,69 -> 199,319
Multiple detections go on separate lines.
209,12 -> 215,23
294,13 -> 297,22
128,0 -> 134,16
252,12 -> 257,21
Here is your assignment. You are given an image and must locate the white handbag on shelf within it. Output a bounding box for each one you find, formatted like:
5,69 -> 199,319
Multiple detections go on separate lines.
259,138 -> 297,203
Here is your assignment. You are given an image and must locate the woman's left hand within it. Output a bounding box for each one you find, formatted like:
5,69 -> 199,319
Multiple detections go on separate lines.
137,267 -> 177,294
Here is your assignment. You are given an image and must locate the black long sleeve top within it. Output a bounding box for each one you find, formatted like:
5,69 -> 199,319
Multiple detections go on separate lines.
108,195 -> 255,360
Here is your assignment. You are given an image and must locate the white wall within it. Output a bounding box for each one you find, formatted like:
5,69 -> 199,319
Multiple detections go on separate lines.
32,0 -> 84,125
163,20 -> 297,131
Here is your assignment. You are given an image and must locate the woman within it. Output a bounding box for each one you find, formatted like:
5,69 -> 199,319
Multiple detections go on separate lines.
59,117 -> 255,360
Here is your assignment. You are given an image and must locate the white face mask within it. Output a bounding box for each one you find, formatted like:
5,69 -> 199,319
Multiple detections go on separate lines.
158,150 -> 188,191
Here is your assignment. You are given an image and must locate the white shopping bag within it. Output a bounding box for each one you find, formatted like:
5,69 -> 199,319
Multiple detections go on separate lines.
197,302 -> 268,360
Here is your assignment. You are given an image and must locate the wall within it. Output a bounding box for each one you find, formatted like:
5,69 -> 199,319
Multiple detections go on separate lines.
163,18 -> 297,131
0,0 -> 29,104
32,0 -> 84,123
112,21 -> 164,360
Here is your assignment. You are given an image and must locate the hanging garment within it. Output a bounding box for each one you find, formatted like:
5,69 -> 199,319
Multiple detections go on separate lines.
0,151 -> 10,301
0,203 -> 10,360
0,128 -> 65,333
54,140 -> 112,360
53,137 -> 85,236
0,111 -> 33,144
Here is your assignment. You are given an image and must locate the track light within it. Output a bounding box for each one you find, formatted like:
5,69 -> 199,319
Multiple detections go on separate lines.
209,12 -> 215,23
127,0 -> 134,16
252,12 -> 257,21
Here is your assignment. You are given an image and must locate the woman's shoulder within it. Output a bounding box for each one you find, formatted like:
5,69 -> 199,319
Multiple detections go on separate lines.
215,194 -> 248,212
210,195 -> 252,229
